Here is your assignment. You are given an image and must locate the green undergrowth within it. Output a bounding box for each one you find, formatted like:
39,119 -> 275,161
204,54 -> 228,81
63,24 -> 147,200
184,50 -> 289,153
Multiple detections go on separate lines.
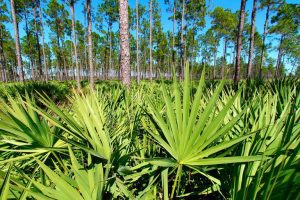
0,70 -> 299,199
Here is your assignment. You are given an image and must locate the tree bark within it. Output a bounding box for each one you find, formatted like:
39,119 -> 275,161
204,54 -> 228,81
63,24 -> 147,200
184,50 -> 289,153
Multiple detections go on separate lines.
259,4 -> 270,79
109,24 -> 112,79
179,0 -> 185,80
55,23 -> 62,81
70,1 -> 81,88
10,0 -> 24,82
87,0 -> 94,88
33,3 -> 43,80
213,45 -> 217,79
24,11 -> 35,81
149,0 -> 153,81
172,0 -> 176,67
38,0 -> 48,82
247,0 -> 257,79
222,38 -> 228,79
104,28 -> 109,79
275,35 -> 283,78
234,0 -> 247,86
136,0 -> 140,83
119,0 -> 131,86
0,26 -> 7,82
61,38 -> 68,80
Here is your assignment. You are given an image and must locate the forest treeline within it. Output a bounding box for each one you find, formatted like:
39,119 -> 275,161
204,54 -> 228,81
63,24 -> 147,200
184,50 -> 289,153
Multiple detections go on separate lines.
0,0 -> 299,88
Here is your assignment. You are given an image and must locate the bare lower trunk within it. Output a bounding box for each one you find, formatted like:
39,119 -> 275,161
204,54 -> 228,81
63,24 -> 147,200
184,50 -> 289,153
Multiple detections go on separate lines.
149,0 -> 153,81
259,5 -> 270,79
10,0 -> 24,82
213,47 -> 217,79
25,11 -> 35,81
222,38 -> 227,79
179,0 -> 185,80
30,60 -> 35,81
70,1 -> 80,88
38,0 -> 48,82
119,0 -> 131,86
87,0 -> 94,88
62,40 -> 68,80
234,0 -> 247,86
247,0 -> 257,79
172,0 -> 176,66
275,35 -> 283,78
33,4 -> 43,80
0,27 -> 7,82
109,24 -> 112,79
104,31 -> 108,79
136,0 -> 140,83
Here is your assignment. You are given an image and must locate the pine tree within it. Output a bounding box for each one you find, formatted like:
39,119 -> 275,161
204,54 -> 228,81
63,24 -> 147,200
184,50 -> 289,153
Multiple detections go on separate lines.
119,0 -> 131,86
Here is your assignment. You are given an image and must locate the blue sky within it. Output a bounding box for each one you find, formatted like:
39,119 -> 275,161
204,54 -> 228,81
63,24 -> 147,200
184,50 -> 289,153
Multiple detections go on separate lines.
4,0 -> 299,72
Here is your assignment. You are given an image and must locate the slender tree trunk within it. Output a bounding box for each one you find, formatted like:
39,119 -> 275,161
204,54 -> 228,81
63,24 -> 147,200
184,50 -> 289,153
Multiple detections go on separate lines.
234,0 -> 247,86
190,29 -> 195,80
109,24 -> 112,79
38,0 -> 48,82
70,1 -> 81,88
30,61 -> 35,81
247,0 -> 257,79
213,46 -> 217,79
80,57 -> 83,80
259,4 -> 270,79
222,38 -> 228,79
144,41 -> 147,79
83,8 -> 88,80
119,0 -> 131,86
136,0 -> 140,83
104,29 -> 109,79
61,38 -> 68,80
172,0 -> 176,66
69,34 -> 75,80
0,26 -> 7,82
10,0 -> 24,82
33,3 -> 43,80
25,11 -> 35,81
275,35 -> 283,78
179,0 -> 185,80
87,0 -> 94,88
149,0 -> 153,81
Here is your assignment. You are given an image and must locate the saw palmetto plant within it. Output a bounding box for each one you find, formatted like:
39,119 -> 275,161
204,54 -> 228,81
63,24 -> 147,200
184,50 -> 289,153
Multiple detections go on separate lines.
0,67 -> 299,199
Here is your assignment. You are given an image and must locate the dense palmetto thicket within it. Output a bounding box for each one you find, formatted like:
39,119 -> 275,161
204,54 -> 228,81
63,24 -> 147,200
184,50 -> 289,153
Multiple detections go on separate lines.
0,0 -> 300,86
0,67 -> 299,199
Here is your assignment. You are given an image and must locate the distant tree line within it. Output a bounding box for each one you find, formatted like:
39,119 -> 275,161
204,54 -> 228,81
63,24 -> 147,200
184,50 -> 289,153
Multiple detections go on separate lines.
0,0 -> 299,87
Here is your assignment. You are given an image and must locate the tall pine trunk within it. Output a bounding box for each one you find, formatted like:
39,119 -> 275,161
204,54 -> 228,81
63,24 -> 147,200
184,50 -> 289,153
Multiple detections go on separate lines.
275,35 -> 283,78
25,11 -> 35,81
213,45 -> 217,79
70,1 -> 81,89
33,3 -> 43,80
136,0 -> 140,83
61,38 -> 68,80
247,0 -> 257,79
119,0 -> 131,86
109,24 -> 112,79
104,28 -> 109,79
234,0 -> 247,86
0,26 -> 7,82
172,0 -> 176,67
259,4 -> 270,79
222,38 -> 228,79
38,0 -> 48,82
179,0 -> 185,80
149,0 -> 153,81
87,0 -> 94,88
10,0 -> 24,82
